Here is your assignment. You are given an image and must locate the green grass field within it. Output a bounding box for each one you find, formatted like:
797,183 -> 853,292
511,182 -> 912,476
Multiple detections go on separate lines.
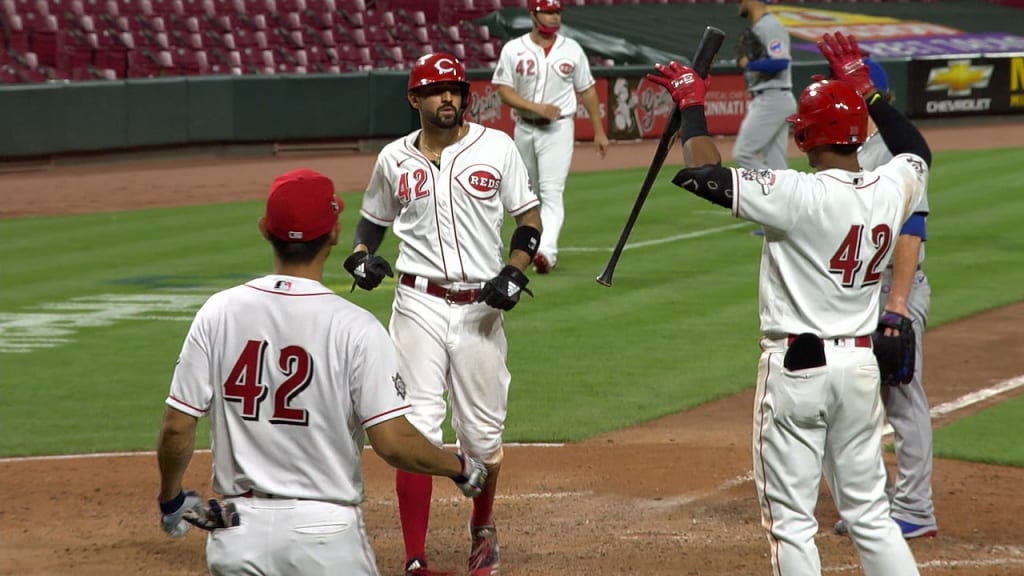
1,148 -> 1022,464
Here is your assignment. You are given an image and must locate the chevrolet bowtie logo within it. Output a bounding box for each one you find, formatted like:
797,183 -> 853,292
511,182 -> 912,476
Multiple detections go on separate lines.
926,60 -> 993,97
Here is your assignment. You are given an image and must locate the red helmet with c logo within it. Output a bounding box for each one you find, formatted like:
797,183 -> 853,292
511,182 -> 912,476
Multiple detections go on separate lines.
786,79 -> 867,153
408,52 -> 469,92
529,0 -> 562,12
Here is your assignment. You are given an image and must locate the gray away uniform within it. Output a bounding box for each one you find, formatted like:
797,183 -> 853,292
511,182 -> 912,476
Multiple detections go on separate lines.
859,132 -> 937,529
734,12 -> 797,170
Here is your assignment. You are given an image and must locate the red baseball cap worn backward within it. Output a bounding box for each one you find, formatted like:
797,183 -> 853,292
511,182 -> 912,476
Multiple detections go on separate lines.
529,0 -> 561,12
265,168 -> 343,241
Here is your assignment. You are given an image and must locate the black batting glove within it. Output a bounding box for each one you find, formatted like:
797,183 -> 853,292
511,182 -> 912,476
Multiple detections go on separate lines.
343,251 -> 393,291
477,265 -> 533,311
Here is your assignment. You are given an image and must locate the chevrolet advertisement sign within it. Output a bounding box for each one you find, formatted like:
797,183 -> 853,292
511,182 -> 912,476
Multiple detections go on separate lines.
910,55 -> 1024,117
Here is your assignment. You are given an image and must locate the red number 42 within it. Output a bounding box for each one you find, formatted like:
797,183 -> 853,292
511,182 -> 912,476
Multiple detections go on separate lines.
829,224 -> 893,287
222,340 -> 313,426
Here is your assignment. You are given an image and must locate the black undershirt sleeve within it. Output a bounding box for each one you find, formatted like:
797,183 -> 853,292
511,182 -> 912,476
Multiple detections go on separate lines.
353,218 -> 387,253
867,95 -> 932,167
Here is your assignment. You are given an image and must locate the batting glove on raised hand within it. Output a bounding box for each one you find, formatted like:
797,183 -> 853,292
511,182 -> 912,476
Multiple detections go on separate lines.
477,265 -> 533,311
452,453 -> 488,498
645,61 -> 710,111
184,498 -> 241,531
344,250 -> 394,291
159,490 -> 205,537
817,32 -> 876,98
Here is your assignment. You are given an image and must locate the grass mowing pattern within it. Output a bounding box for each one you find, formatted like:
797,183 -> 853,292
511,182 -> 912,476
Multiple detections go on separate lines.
0,148 -> 1021,456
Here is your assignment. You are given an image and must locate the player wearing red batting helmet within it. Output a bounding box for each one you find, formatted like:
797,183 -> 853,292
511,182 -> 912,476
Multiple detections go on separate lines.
408,52 -> 471,123
786,79 -> 867,152
647,30 -> 931,575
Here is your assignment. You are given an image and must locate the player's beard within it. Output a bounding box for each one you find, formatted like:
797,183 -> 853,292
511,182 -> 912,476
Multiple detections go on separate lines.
428,105 -> 460,129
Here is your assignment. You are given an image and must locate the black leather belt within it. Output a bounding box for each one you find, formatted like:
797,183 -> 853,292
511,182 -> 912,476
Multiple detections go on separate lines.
400,274 -> 480,305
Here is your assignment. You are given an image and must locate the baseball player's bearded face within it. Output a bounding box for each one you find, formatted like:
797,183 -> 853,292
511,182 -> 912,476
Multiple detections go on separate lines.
412,82 -> 463,129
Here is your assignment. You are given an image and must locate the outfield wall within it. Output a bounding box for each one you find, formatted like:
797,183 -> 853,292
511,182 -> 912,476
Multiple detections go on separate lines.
4,54 -> 1023,160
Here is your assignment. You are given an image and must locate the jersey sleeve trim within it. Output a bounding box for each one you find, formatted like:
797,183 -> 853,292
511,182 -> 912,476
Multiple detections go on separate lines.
899,212 -> 927,239
166,395 -> 206,418
360,208 -> 394,227
362,404 -> 413,428
729,168 -> 741,218
507,198 -> 541,216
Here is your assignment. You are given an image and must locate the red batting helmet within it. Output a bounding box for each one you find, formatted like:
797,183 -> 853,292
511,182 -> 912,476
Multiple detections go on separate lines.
408,52 -> 469,92
529,0 -> 562,12
786,79 -> 867,153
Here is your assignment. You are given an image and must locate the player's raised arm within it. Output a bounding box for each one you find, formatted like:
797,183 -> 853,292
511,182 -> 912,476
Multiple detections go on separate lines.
645,62 -> 734,209
819,32 -> 931,166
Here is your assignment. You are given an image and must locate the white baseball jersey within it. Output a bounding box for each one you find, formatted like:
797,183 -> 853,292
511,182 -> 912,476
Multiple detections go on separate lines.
166,274 -> 412,505
360,122 -> 539,283
859,132 -> 930,265
731,155 -> 928,338
492,33 -> 595,120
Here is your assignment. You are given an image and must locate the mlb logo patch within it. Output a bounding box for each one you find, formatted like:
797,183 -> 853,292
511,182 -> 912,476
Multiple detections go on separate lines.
274,280 -> 293,291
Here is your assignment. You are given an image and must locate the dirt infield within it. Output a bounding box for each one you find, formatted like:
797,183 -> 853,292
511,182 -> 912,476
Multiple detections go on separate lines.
2,124 -> 1023,576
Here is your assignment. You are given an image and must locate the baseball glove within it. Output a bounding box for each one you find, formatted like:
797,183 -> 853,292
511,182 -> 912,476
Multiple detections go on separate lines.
872,311 -> 916,385
736,28 -> 766,62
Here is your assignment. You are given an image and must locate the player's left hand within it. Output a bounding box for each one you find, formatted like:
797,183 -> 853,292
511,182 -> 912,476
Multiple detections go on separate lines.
159,490 -> 204,537
817,32 -> 876,98
452,452 -> 488,498
645,61 -> 709,111
477,265 -> 533,311
873,310 -> 916,386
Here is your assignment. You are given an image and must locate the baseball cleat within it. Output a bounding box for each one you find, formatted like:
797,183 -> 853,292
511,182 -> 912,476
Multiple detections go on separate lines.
468,524 -> 500,576
533,253 -> 553,274
404,558 -> 453,576
894,518 -> 938,539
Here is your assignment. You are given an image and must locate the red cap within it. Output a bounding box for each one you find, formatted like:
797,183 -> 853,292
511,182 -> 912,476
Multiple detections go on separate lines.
264,168 -> 342,241
529,0 -> 561,12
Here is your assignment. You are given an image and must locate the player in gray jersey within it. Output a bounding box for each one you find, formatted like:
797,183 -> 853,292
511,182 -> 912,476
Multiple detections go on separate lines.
835,58 -> 938,539
734,0 -> 797,170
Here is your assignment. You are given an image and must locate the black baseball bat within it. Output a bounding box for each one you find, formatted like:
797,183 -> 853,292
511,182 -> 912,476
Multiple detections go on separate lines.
596,26 -> 726,287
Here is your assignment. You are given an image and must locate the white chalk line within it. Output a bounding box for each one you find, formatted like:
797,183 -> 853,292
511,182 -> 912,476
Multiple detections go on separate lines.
0,442 -> 565,464
822,556 -> 1024,572
560,222 -> 751,253
882,373 -> 1024,437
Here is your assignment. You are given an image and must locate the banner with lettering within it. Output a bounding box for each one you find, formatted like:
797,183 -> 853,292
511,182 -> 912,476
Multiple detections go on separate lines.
908,54 -> 1024,118
464,78 -> 609,140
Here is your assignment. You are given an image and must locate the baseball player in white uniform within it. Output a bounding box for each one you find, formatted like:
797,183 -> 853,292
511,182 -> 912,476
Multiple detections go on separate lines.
343,53 -> 541,576
156,168 -> 487,576
491,0 -> 609,274
647,32 -> 930,576
834,58 -> 937,539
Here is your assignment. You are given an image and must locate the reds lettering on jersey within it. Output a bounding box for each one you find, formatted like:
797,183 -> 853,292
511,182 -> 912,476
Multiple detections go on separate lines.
360,123 -> 539,283
492,34 -> 595,120
730,154 -> 928,338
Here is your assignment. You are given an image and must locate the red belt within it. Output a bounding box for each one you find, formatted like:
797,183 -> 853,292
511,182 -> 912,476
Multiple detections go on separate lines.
787,334 -> 871,348
400,274 -> 480,305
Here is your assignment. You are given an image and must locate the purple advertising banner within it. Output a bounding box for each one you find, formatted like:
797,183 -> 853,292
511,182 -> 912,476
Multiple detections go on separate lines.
795,33 -> 1024,58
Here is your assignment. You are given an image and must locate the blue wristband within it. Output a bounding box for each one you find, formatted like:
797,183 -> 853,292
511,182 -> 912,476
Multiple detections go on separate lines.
159,490 -> 185,515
